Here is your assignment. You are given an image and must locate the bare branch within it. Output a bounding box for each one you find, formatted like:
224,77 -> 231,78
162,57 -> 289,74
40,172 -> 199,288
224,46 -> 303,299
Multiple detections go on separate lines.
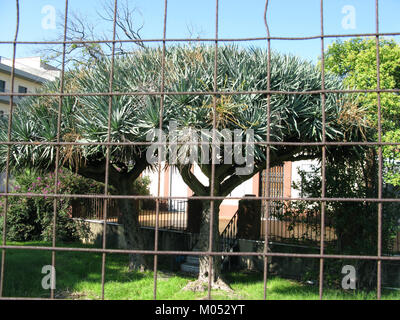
36,0 -> 146,68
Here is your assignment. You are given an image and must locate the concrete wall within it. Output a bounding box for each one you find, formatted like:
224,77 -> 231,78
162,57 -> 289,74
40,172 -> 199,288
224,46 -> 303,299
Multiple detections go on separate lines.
82,219 -> 199,271
82,219 -> 198,250
82,219 -> 267,272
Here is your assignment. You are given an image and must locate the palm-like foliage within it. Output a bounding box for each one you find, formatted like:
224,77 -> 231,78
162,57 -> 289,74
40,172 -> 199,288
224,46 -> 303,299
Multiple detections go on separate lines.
0,52 -> 165,181
0,45 -> 366,177
157,45 -> 368,285
160,45 -> 367,198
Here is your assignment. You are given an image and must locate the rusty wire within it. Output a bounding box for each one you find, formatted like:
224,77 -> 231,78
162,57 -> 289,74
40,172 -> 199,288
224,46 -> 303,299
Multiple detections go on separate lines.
262,0 -> 270,300
0,0 -> 398,301
49,0 -> 69,300
0,0 -> 19,299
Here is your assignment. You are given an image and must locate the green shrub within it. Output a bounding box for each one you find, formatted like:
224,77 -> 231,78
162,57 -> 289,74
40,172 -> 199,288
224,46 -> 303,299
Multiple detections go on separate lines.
0,169 -> 102,242
284,154 -> 400,290
0,169 -> 153,242
132,176 -> 151,196
0,197 -> 39,241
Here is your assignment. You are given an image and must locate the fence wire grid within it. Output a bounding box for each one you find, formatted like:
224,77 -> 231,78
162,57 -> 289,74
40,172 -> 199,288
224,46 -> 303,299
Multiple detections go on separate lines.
0,0 -> 399,301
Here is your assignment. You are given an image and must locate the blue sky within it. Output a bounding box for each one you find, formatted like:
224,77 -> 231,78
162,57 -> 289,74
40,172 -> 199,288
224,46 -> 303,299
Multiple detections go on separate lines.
0,0 -> 399,64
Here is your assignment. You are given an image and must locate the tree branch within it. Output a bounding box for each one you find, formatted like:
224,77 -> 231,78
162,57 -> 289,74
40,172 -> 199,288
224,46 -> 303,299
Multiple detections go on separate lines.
178,164 -> 207,196
127,152 -> 149,182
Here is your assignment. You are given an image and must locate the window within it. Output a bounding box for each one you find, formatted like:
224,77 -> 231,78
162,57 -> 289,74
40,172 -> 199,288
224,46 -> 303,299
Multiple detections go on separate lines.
18,86 -> 27,93
0,80 -> 5,92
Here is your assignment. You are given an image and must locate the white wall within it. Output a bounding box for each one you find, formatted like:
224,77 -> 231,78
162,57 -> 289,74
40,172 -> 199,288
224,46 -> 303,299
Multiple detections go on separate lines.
169,166 -> 188,199
143,165 -> 165,197
222,178 -> 253,207
193,163 -> 254,206
144,163 -> 254,203
290,159 -> 319,198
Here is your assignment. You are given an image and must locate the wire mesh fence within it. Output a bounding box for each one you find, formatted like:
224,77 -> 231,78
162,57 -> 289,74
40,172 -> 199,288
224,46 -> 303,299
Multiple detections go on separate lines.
0,0 -> 399,301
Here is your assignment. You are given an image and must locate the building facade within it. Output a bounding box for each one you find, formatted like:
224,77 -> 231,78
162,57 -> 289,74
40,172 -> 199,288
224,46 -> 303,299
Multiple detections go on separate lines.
0,56 -> 60,191
0,56 -> 60,114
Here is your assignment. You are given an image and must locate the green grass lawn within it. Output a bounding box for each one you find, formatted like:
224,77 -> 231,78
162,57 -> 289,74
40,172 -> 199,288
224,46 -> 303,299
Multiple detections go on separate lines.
1,241 -> 399,300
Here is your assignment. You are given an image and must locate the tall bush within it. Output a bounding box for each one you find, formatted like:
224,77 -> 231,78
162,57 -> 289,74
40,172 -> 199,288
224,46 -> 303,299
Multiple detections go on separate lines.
284,152 -> 400,289
0,169 -> 104,242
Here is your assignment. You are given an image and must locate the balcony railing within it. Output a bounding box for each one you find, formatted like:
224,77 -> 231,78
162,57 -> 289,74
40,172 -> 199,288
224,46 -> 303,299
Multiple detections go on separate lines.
71,197 -> 188,232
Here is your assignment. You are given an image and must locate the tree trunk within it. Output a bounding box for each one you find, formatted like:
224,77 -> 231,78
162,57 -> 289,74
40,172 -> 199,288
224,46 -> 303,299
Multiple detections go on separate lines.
184,199 -> 232,292
186,194 -> 203,234
116,177 -> 148,272
364,148 -> 378,198
197,200 -> 221,282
